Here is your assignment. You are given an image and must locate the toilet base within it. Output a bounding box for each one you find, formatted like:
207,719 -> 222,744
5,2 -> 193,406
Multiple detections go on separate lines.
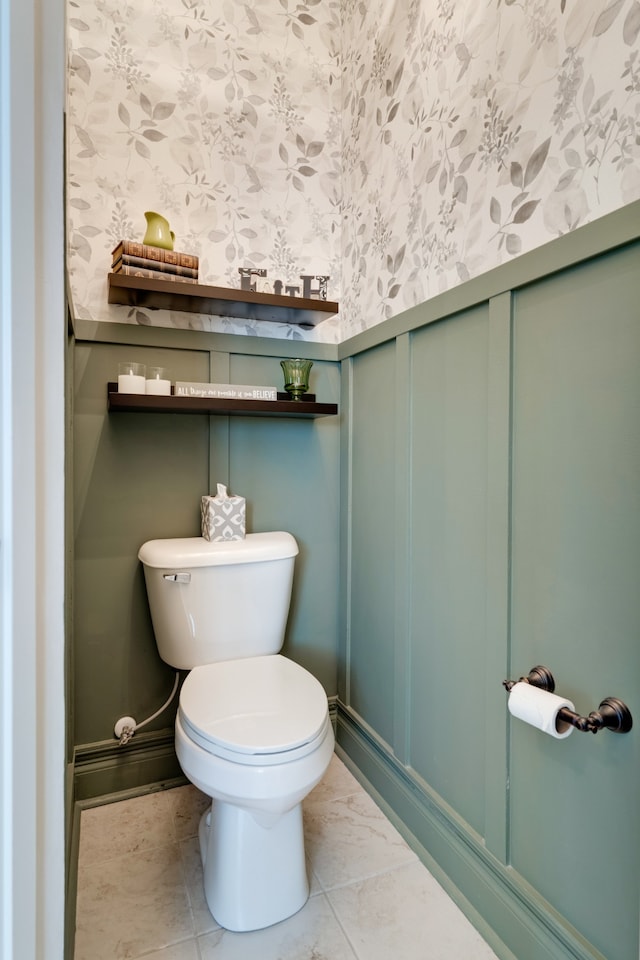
199,800 -> 309,932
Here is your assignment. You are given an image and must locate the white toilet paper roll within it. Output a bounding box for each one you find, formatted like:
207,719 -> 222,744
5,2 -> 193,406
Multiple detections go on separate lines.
508,682 -> 575,739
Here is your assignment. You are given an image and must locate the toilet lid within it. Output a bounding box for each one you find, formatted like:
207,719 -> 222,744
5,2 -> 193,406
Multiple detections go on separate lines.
179,655 -> 329,757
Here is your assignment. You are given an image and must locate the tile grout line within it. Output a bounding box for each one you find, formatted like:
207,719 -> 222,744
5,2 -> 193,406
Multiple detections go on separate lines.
314,854 -> 420,897
176,836 -> 201,946
321,889 -> 361,960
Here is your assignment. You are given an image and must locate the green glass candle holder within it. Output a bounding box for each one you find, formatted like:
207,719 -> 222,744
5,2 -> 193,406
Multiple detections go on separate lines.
280,358 -> 313,401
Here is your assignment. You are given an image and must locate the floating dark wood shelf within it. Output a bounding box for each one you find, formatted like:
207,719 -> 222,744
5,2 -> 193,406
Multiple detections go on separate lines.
107,273 -> 339,327
107,385 -> 338,418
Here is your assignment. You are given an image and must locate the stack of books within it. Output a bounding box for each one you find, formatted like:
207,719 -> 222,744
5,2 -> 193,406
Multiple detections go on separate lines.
111,240 -> 199,283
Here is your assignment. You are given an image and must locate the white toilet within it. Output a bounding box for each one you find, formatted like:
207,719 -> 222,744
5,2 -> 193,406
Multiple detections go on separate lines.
138,531 -> 334,932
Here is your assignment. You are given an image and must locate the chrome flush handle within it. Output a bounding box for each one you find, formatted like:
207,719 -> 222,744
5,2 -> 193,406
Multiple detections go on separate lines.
163,572 -> 191,583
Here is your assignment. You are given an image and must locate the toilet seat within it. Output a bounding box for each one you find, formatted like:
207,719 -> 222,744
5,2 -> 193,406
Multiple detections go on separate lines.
179,655 -> 330,766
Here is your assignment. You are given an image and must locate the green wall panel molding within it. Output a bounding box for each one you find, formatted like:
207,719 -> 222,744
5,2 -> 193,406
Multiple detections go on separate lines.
72,315 -> 340,362
74,341 -> 211,746
72,332 -> 341,780
393,334 -> 412,765
65,763 -> 80,960
408,304 -> 490,838
338,356 -> 354,707
224,351 -> 341,692
508,242 -> 640,960
208,350 -> 232,486
338,230 -> 640,959
73,728 -> 184,801
482,291 -> 513,864
65,801 -> 82,960
347,341 -> 397,744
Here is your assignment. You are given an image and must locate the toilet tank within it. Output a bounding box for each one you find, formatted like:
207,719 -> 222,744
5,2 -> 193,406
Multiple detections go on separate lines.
138,532 -> 299,670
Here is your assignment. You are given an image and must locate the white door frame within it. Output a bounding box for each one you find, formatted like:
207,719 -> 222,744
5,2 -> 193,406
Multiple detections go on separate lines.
0,0 -> 65,957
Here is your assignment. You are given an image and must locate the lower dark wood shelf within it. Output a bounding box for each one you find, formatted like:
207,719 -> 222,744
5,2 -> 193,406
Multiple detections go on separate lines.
107,385 -> 338,418
107,273 -> 339,327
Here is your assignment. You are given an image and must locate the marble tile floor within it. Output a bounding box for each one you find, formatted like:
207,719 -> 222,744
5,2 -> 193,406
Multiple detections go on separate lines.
74,754 -> 500,960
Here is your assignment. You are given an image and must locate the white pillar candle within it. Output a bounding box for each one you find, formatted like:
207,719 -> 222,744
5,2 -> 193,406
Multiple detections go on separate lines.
145,366 -> 171,395
145,378 -> 171,396
118,373 -> 146,394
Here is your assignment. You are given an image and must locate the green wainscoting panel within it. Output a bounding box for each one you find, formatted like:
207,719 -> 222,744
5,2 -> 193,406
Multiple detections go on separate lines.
393,334 -> 412,764
509,243 -> 640,960
74,342 -> 211,749
338,357 -> 354,707
348,341 -> 397,746
224,352 -> 341,693
208,350 -> 232,485
483,292 -> 513,863
408,305 -> 490,838
73,331 -> 341,798
337,221 -> 640,960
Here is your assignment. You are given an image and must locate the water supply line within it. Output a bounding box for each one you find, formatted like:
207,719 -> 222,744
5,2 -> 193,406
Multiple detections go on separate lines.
114,671 -> 180,746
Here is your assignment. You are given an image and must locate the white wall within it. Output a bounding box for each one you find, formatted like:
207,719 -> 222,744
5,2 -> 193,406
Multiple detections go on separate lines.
0,0 -> 65,957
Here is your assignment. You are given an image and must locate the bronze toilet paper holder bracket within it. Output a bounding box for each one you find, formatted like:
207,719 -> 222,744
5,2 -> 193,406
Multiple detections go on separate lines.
502,666 -> 633,735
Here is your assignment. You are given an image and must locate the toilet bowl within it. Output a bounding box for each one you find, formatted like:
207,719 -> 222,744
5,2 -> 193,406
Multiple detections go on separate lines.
137,533 -> 334,932
176,655 -> 334,931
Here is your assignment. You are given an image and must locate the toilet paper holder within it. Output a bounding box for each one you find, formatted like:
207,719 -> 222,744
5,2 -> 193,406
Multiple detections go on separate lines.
502,666 -> 633,734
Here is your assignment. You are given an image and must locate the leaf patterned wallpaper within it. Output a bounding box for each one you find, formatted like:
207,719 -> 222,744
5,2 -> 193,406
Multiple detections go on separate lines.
341,0 -> 640,336
67,0 -> 640,344
67,0 -> 342,343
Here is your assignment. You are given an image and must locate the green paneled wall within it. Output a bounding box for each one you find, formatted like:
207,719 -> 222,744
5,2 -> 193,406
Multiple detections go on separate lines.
225,353 -> 341,689
74,341 -> 211,749
409,306 -> 490,837
509,245 -> 640,960
72,327 -> 340,795
337,209 -> 640,960
348,342 -> 397,746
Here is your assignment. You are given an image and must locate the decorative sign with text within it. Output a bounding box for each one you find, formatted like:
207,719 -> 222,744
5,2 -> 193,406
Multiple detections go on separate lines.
238,268 -> 329,300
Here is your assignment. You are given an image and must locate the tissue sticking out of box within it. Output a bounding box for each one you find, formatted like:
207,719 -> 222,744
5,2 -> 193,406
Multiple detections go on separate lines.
201,483 -> 246,542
